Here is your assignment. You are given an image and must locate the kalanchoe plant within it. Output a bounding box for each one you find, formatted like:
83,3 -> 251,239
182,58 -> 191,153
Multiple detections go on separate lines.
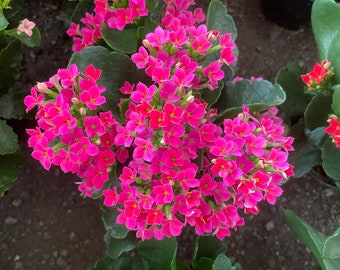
0,0 -> 41,196
277,0 -> 340,188
25,0 -> 293,268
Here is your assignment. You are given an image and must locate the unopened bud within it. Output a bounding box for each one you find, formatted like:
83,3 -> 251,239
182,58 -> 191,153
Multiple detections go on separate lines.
36,82 -> 49,93
71,97 -> 80,104
142,39 -> 152,51
206,30 -> 219,41
186,94 -> 194,103
94,138 -> 101,145
79,107 -> 87,116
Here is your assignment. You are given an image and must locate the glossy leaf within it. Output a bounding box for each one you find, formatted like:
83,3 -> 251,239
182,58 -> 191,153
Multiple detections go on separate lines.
0,8 -> 9,31
283,209 -> 327,270
101,205 -> 129,239
192,235 -> 227,269
0,151 -> 24,197
323,227 -> 340,270
276,62 -> 309,119
207,0 -> 237,40
137,16 -> 157,42
214,80 -> 286,123
137,237 -> 178,270
201,81 -> 223,107
176,260 -> 190,270
0,39 -> 23,91
196,257 -> 214,270
69,46 -> 149,120
5,27 -> 41,47
321,139 -> 340,181
212,254 -> 242,270
304,92 -> 332,131
101,25 -> 138,54
88,255 -> 142,270
0,120 -> 19,155
205,0 -> 238,67
331,85 -> 340,116
105,231 -> 138,259
70,0 -> 94,23
312,0 -> 340,83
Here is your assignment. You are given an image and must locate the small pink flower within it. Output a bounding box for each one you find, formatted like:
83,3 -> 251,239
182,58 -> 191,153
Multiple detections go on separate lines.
18,18 -> 36,37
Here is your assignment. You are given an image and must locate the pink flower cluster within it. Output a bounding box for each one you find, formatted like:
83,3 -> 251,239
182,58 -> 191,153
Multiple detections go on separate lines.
67,0 -> 148,51
25,0 -> 294,241
24,64 -> 124,195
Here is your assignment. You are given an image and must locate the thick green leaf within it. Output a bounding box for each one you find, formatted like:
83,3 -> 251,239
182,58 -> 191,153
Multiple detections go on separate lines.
5,27 -> 41,47
323,227 -> 340,270
137,237 -> 178,270
71,0 -> 94,23
196,257 -> 214,270
276,62 -> 309,119
0,89 -> 26,120
192,235 -> 227,269
0,8 -> 9,31
69,46 -> 149,119
321,139 -> 340,181
207,0 -> 237,40
88,255 -> 142,270
101,25 -> 138,54
105,231 -> 138,259
212,254 -> 232,270
214,80 -> 286,123
201,81 -> 223,107
137,16 -> 157,42
0,151 -> 24,197
331,85 -> 340,116
205,0 -> 238,68
101,205 -> 129,239
88,256 -> 116,270
312,0 -> 340,83
304,92 -> 332,131
306,127 -> 328,149
283,209 -> 327,269
0,39 -> 23,91
176,260 -> 190,270
0,120 -> 19,155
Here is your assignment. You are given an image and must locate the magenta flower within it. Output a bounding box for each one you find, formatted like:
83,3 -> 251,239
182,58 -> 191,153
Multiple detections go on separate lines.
146,26 -> 169,47
79,85 -> 106,110
83,116 -> 105,138
133,137 -> 154,162
24,87 -> 44,112
31,144 -> 55,170
153,184 -> 174,205
131,46 -> 149,69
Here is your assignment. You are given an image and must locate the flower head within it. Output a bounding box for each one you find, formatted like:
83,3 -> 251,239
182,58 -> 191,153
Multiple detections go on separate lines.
18,18 -> 36,37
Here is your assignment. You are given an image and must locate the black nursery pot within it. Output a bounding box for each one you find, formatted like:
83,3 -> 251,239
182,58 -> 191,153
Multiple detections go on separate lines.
261,0 -> 313,29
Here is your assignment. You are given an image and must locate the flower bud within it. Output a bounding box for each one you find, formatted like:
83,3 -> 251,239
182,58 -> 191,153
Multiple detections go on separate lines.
206,30 -> 219,41
79,107 -> 87,116
36,82 -> 49,93
71,97 -> 80,104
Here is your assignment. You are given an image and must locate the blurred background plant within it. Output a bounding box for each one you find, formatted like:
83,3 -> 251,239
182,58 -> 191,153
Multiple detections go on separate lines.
284,209 -> 340,270
277,0 -> 340,189
0,0 -> 41,196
